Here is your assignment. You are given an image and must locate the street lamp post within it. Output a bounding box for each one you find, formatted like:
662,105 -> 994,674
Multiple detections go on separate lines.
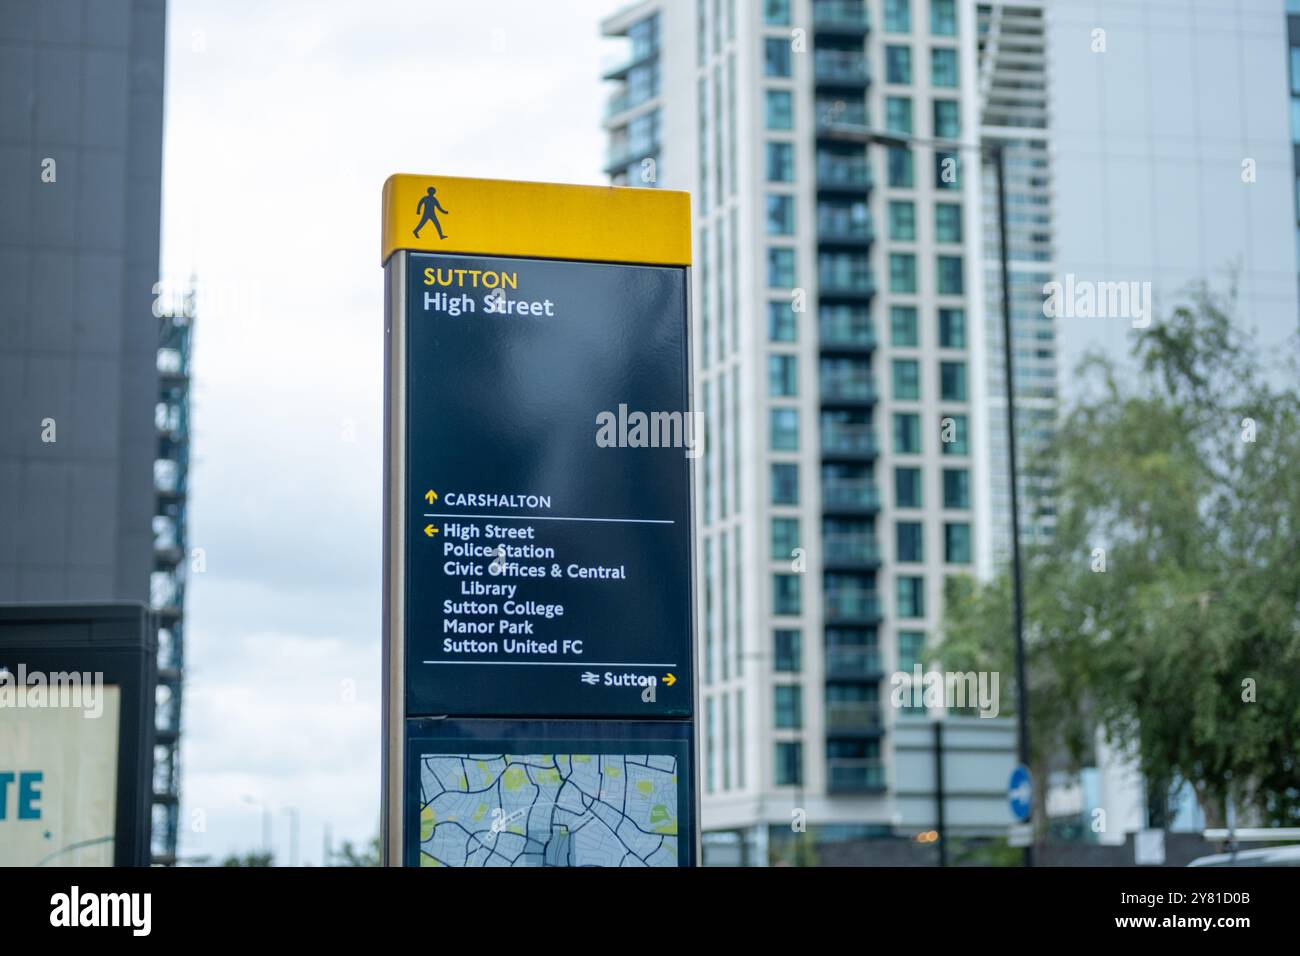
827,124 -> 1033,866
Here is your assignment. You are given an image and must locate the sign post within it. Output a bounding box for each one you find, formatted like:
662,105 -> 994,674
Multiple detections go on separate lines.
381,175 -> 697,867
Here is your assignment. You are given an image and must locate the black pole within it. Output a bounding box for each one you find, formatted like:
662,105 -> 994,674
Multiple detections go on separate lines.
993,142 -> 1033,867
934,719 -> 947,867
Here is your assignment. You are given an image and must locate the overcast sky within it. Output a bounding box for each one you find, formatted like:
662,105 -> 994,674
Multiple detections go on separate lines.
161,0 -> 624,865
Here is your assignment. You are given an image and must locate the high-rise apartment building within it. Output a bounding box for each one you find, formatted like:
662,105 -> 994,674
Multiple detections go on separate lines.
0,0 -> 186,863
602,0 -> 1019,863
974,2 -> 1057,563
603,0 -> 1300,861
1048,0 -> 1298,391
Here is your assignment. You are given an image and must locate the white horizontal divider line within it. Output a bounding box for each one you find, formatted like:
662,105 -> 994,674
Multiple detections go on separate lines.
422,661 -> 677,667
422,513 -> 673,524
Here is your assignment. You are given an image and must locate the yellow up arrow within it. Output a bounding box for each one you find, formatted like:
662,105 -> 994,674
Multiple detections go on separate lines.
425,490 -> 438,504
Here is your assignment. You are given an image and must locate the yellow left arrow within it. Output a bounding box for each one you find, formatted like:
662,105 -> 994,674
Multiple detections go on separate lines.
424,525 -> 438,537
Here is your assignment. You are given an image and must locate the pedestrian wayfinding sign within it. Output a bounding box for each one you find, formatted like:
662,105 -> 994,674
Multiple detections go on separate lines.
381,175 -> 697,866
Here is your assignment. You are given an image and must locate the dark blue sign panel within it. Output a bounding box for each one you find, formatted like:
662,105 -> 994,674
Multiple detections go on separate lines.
404,253 -> 694,718
405,718 -> 694,867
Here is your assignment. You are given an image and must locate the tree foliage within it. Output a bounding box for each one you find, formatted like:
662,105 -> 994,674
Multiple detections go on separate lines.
941,284 -> 1300,827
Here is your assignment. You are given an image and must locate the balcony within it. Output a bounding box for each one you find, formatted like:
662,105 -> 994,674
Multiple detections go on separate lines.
814,49 -> 870,87
601,46 -> 658,82
825,702 -> 883,734
813,0 -> 870,35
828,760 -> 886,792
821,421 -> 878,458
822,477 -> 881,512
820,371 -> 877,404
826,645 -> 883,680
817,153 -> 872,193
605,140 -> 660,175
823,532 -> 881,568
824,587 -> 881,622
816,99 -> 868,131
819,313 -> 875,350
605,86 -> 657,120
818,260 -> 875,299
817,209 -> 874,245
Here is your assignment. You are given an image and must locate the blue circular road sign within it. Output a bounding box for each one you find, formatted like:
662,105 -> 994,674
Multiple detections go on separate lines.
1008,764 -> 1032,823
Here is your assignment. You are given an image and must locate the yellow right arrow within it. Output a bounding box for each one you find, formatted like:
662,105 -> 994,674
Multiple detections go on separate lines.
662,673 -> 677,687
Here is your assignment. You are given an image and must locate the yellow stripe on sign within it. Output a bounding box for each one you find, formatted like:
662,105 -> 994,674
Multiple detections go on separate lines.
381,174 -> 692,267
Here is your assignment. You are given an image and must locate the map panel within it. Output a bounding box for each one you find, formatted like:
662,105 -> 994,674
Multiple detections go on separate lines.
416,752 -> 679,867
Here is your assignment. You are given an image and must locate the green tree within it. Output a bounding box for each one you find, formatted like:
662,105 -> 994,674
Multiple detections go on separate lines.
942,283 -> 1300,829
221,851 -> 274,867
335,834 -> 381,867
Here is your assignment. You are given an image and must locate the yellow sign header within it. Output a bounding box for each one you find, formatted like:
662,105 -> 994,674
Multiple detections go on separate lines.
381,174 -> 691,267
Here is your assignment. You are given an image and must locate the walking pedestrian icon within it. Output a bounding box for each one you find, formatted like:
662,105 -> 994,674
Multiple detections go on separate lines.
413,185 -> 448,239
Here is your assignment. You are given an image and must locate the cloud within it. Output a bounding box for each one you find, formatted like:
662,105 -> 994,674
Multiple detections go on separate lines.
163,0 -> 626,862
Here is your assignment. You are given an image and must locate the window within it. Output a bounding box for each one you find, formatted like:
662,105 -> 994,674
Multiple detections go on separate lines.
935,150 -> 959,189
888,146 -> 914,188
933,99 -> 960,139
773,574 -> 801,615
884,0 -> 911,33
931,47 -> 958,87
889,253 -> 917,294
774,629 -> 801,672
930,0 -> 956,36
766,194 -> 796,235
937,255 -> 964,294
767,247 -> 796,287
768,301 -> 797,341
892,359 -> 920,400
768,354 -> 798,396
771,517 -> 800,560
935,203 -> 962,242
774,685 -> 803,729
770,407 -> 799,450
771,462 -> 799,505
888,200 -> 916,241
943,468 -> 970,508
765,89 -> 793,129
764,37 -> 792,76
944,522 -> 972,563
898,631 -> 926,710
775,742 -> 803,786
940,413 -> 968,455
893,413 -> 921,454
938,307 -> 965,347
885,96 -> 913,135
899,630 -> 925,669
897,576 -> 926,618
890,305 -> 918,346
766,141 -> 795,181
896,521 -> 924,562
895,467 -> 922,508
939,360 -> 966,401
765,0 -> 791,25
885,45 -> 912,84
